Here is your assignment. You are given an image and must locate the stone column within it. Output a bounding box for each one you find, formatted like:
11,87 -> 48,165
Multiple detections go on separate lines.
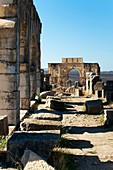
0,4 -> 20,125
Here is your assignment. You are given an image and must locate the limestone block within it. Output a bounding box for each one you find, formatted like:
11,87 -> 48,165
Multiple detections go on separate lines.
40,91 -> 56,99
0,37 -> 16,49
0,6 -> 17,18
20,119 -> 61,131
0,107 -> 20,125
30,81 -> 37,93
20,98 -> 30,110
49,99 -> 66,111
20,63 -> 29,73
0,0 -> 14,5
0,28 -> 16,38
7,131 -> 60,166
0,96 -> 19,110
21,149 -> 55,170
0,49 -> 16,62
20,86 -> 30,98
0,19 -> 16,29
104,109 -> 113,127
0,91 -> 19,100
0,74 -> 19,91
0,115 -> 9,136
85,100 -> 103,114
32,112 -> 62,121
20,73 -> 29,86
0,62 -> 17,74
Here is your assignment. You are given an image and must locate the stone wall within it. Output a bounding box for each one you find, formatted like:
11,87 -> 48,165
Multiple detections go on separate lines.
48,58 -> 100,87
0,0 -> 41,125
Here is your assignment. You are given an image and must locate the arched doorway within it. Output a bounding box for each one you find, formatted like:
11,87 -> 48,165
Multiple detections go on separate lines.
66,69 -> 80,87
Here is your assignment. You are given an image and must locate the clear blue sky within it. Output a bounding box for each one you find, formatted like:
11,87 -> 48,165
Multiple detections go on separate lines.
33,0 -> 113,71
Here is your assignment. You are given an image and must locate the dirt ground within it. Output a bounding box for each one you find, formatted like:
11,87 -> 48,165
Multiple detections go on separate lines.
60,97 -> 113,170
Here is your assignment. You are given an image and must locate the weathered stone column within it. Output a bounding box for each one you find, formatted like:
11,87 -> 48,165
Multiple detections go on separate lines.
0,2 -> 20,125
19,2 -> 31,110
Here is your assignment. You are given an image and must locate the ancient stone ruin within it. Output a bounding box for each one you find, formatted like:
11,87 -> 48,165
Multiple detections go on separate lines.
0,0 -> 41,125
48,57 -> 100,87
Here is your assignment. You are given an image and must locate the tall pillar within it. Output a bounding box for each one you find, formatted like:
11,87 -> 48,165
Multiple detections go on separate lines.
0,4 -> 20,125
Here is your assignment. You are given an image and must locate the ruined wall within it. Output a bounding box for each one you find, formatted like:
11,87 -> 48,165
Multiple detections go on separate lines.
48,58 -> 100,87
0,0 -> 41,125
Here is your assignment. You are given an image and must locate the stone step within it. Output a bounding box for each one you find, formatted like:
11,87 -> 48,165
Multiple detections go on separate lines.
31,111 -> 62,121
20,118 -> 61,131
7,131 -> 60,166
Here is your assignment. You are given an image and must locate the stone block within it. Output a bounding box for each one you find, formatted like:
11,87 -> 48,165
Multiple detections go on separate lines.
0,37 -> 16,49
49,99 -> 66,111
39,91 -> 56,99
0,28 -> 16,38
20,63 -> 29,73
0,6 -> 17,18
104,109 -> 113,127
0,74 -> 19,91
20,73 -> 29,86
21,149 -> 55,170
7,131 -> 60,166
0,0 -> 14,5
32,112 -> 62,121
0,49 -> 16,62
20,118 -> 61,131
85,100 -> 103,114
0,107 -> 20,125
0,18 -> 16,29
0,115 -> 9,136
0,96 -> 19,110
0,62 -> 17,74
45,97 -> 61,108
20,86 -> 30,98
0,91 -> 19,100
20,98 -> 30,110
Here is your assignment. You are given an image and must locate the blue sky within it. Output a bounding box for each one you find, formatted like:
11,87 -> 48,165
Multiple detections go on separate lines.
33,0 -> 113,71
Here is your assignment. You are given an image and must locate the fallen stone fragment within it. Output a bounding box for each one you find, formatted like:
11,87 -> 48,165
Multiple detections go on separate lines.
37,91 -> 56,99
32,112 -> 62,121
46,99 -> 66,111
20,119 -> 61,131
21,149 -> 55,170
104,109 -> 113,127
0,115 -> 9,136
7,131 -> 60,166
85,100 -> 103,114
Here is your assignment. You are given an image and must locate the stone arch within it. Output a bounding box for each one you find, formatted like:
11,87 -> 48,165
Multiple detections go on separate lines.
48,58 -> 100,88
66,68 -> 80,86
